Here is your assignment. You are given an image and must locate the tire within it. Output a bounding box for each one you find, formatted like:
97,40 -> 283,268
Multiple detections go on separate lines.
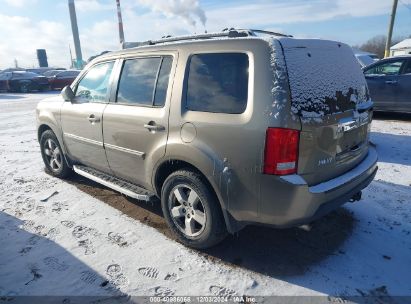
161,169 -> 227,249
40,130 -> 71,178
39,85 -> 50,92
19,81 -> 31,93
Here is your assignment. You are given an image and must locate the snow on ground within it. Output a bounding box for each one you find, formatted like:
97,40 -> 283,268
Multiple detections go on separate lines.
0,93 -> 410,301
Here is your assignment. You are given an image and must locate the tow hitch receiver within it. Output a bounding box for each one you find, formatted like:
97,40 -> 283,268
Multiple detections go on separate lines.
349,191 -> 362,203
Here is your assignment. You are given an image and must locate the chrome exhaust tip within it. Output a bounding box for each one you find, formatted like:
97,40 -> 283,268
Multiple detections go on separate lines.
349,191 -> 362,203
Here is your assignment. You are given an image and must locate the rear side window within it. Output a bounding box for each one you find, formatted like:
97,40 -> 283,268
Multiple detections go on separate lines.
12,72 -> 38,79
116,56 -> 172,107
185,53 -> 249,114
154,57 -> 173,107
402,60 -> 411,75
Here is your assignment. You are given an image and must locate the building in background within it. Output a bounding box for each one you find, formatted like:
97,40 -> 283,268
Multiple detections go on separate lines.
390,39 -> 411,56
37,49 -> 48,67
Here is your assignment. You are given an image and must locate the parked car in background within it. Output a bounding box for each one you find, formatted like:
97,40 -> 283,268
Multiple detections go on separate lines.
0,75 -> 8,92
46,70 -> 80,90
26,67 -> 65,75
0,71 -> 50,93
36,29 -> 377,248
353,49 -> 379,68
364,55 -> 411,113
355,54 -> 379,68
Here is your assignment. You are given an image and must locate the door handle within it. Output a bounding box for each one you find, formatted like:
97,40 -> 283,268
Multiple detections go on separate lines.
385,80 -> 398,85
87,114 -> 100,123
144,122 -> 165,132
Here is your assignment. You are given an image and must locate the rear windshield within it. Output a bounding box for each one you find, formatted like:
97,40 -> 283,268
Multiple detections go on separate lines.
278,39 -> 370,118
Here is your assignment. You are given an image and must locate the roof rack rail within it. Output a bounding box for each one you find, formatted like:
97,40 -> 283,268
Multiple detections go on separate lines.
145,29 -> 249,45
236,29 -> 293,38
122,28 -> 292,49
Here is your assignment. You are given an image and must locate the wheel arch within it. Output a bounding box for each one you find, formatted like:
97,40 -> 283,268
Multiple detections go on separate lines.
37,122 -> 72,167
37,124 -> 52,142
153,158 -> 239,233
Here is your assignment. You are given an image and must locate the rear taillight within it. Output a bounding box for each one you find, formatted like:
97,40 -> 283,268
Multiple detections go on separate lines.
263,128 -> 300,175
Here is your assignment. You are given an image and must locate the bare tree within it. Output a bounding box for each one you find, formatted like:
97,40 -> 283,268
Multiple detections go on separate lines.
355,35 -> 406,58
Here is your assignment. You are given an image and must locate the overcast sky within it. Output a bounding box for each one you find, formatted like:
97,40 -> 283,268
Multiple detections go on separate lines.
1,0 -> 411,69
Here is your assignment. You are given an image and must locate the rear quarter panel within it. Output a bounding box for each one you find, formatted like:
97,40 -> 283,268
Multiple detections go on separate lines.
164,38 -> 299,223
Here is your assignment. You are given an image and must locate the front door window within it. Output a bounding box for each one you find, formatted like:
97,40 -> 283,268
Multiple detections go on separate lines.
75,61 -> 114,103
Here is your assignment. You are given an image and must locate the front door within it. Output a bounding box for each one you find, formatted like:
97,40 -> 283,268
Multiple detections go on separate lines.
364,59 -> 407,111
102,55 -> 174,188
396,59 -> 411,112
61,61 -> 115,173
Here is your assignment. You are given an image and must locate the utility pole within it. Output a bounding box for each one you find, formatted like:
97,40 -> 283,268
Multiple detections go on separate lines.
385,0 -> 399,58
68,0 -> 84,69
116,0 -> 125,48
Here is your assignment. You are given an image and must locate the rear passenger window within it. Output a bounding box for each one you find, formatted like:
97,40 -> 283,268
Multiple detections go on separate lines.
154,57 -> 173,107
403,61 -> 411,75
186,53 -> 249,114
116,56 -> 172,107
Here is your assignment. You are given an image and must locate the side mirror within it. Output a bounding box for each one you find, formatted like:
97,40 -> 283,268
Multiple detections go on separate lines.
61,86 -> 75,102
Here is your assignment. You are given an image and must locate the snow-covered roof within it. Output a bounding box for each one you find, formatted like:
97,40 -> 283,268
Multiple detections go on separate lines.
391,39 -> 411,50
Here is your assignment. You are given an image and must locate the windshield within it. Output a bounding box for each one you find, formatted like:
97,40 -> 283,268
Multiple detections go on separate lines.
43,70 -> 61,77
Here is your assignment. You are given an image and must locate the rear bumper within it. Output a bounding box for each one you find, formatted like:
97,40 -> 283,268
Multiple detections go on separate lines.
257,146 -> 378,228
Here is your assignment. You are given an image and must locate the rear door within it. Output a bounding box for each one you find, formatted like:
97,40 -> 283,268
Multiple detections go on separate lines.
364,59 -> 407,111
102,54 -> 175,188
279,38 -> 372,185
61,61 -> 115,173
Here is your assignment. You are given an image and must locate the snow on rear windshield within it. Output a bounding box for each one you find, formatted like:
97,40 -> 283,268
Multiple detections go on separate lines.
277,38 -> 370,118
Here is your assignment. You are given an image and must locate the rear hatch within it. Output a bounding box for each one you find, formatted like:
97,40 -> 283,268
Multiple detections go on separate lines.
279,38 -> 373,186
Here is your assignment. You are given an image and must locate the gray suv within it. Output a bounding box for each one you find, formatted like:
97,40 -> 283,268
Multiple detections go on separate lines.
36,29 -> 378,248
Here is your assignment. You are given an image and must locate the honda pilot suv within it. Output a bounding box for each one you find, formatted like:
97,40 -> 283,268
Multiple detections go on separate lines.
36,29 -> 378,248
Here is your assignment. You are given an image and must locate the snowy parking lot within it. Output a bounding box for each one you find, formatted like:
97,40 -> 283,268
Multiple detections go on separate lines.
0,93 -> 410,302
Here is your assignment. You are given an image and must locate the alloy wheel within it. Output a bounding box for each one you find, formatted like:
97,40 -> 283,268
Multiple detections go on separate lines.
43,139 -> 62,172
168,185 -> 207,237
